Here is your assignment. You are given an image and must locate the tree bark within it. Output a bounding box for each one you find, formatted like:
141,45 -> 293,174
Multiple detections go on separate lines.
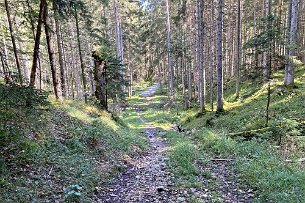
53,1 -> 66,98
285,0 -> 300,86
216,0 -> 224,112
236,0 -> 242,99
30,0 -> 45,87
4,0 -> 23,84
75,8 -> 88,103
165,0 -> 175,106
44,1 -> 60,99
197,0 -> 206,113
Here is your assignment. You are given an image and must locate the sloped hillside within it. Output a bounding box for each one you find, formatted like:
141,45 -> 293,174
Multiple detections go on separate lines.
0,84 -> 147,202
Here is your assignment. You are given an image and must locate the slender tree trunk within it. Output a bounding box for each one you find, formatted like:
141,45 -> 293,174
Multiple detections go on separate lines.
165,0 -> 174,106
197,0 -> 206,113
216,0 -> 224,112
285,0 -> 300,86
114,0 -> 123,64
263,0 -> 271,81
53,2 -> 66,98
43,1 -> 60,99
75,8 -> 87,103
4,0 -> 23,84
30,0 -> 45,87
236,0 -> 242,99
186,12 -> 192,108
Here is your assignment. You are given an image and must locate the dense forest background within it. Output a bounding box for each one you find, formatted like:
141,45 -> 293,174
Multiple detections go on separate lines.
0,0 -> 304,109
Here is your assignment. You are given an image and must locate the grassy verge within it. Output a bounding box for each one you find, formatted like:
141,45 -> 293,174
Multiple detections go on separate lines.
0,85 -> 147,202
186,66 -> 305,202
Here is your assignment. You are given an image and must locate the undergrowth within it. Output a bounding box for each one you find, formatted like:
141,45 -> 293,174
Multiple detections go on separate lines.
130,65 -> 305,202
0,84 -> 147,202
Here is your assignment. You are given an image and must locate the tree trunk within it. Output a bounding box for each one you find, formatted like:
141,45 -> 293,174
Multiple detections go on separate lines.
285,0 -> 300,86
43,1 -> 60,99
216,0 -> 224,112
236,0 -> 242,99
30,0 -> 45,87
93,57 -> 107,110
4,0 -> 23,84
75,8 -> 88,103
197,0 -> 206,113
263,0 -> 271,81
165,0 -> 175,106
53,1 -> 66,98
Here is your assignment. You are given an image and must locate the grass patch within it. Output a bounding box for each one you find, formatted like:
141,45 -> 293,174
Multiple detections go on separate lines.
0,85 -> 147,202
178,65 -> 305,202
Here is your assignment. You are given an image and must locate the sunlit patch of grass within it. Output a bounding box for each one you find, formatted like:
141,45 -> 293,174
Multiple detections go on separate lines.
165,131 -> 201,188
177,65 -> 305,202
1,95 -> 148,202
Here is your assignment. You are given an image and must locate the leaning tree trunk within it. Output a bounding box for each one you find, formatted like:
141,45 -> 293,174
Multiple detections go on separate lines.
30,0 -> 45,87
285,0 -> 300,86
216,0 -> 224,112
43,1 -> 60,99
4,0 -> 23,84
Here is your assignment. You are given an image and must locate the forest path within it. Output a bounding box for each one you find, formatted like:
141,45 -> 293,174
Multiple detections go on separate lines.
99,83 -> 181,202
99,83 -> 253,203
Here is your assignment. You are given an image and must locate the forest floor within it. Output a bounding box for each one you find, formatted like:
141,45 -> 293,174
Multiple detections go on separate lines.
99,83 -> 254,203
1,66 -> 304,202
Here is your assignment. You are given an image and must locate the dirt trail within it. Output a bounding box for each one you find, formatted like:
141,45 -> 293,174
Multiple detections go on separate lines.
99,83 -> 183,203
98,84 -> 253,203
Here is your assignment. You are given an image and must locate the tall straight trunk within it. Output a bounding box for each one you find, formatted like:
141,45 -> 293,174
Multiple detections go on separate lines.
165,0 -> 174,105
30,0 -> 45,87
216,0 -> 224,112
263,0 -> 271,81
186,11 -> 192,108
197,0 -> 206,113
13,17 -> 30,84
68,20 -> 82,99
75,8 -> 87,103
114,0 -> 123,64
285,0 -> 300,85
210,0 -> 215,111
4,0 -> 22,84
236,0 -> 242,98
0,34 -> 10,82
53,2 -> 66,98
44,1 -> 59,99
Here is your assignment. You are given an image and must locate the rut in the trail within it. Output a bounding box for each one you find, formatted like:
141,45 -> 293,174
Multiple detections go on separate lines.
99,83 -> 183,203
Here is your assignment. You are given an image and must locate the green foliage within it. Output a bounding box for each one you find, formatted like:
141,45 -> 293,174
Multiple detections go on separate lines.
269,116 -> 301,141
0,84 -> 49,146
236,141 -> 305,203
93,45 -> 129,106
244,14 -> 283,51
0,91 -> 147,202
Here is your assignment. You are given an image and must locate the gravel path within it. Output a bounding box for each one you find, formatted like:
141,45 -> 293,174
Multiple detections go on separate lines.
99,83 -> 183,203
98,84 -> 254,203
